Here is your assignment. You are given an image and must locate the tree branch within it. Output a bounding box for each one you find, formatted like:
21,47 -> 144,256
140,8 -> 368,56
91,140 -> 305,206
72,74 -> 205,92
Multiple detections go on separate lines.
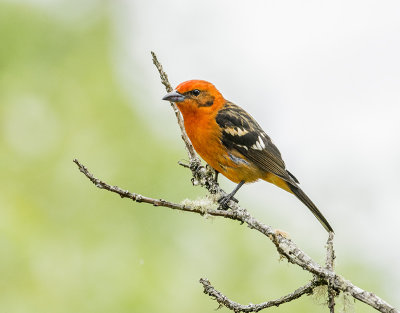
73,158 -> 235,220
200,278 -> 323,312
151,51 -> 199,165
72,51 -> 399,313
73,158 -> 399,313
151,51 -> 227,199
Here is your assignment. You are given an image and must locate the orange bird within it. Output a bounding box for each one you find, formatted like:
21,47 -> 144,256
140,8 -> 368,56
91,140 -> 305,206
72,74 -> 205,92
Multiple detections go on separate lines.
162,80 -> 333,232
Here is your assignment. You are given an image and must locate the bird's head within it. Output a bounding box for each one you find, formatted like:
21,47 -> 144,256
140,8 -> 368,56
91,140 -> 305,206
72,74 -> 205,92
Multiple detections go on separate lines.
162,80 -> 225,115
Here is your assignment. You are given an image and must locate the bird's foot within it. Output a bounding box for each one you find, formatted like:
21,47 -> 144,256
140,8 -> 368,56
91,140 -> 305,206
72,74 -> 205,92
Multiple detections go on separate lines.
217,194 -> 239,210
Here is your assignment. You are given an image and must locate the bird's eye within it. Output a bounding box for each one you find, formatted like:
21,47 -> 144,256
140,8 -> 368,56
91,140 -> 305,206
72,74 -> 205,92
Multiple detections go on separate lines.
191,89 -> 200,96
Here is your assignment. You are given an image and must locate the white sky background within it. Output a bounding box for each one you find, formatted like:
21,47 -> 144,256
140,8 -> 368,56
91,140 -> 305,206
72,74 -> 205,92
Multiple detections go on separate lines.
111,0 -> 400,302
12,0 -> 400,304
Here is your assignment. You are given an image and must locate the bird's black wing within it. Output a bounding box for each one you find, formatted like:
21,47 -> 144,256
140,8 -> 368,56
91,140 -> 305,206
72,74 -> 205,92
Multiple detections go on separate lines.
216,102 -> 335,232
216,101 -> 298,184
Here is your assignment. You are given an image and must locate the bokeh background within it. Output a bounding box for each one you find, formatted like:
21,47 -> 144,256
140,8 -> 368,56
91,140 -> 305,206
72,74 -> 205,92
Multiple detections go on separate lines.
1,0 -> 399,312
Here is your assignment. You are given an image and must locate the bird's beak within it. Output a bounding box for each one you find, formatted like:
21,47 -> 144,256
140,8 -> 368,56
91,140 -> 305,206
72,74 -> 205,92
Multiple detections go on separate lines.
162,90 -> 185,102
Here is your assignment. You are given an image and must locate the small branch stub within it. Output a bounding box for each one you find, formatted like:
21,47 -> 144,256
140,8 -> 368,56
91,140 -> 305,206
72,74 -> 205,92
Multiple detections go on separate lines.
326,232 -> 337,312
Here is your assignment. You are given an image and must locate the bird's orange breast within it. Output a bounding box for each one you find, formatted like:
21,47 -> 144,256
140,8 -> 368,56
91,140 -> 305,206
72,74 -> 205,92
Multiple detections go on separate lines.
182,111 -> 263,184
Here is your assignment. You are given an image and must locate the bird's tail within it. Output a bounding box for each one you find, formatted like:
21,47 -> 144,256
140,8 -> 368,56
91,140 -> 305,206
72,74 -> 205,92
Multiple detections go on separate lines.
288,184 -> 334,233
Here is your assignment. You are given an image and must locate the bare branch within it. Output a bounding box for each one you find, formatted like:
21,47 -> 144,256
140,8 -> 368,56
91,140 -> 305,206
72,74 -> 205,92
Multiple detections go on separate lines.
73,158 -> 399,313
151,51 -> 199,164
73,159 -> 232,219
151,51 -> 250,214
72,52 -> 400,313
200,278 -> 323,312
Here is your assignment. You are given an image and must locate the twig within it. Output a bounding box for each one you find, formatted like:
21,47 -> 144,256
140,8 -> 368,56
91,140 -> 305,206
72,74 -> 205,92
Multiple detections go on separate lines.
151,51 -> 199,164
151,51 -> 242,207
326,232 -> 337,312
73,158 -> 399,313
200,278 -> 322,312
73,159 -> 230,219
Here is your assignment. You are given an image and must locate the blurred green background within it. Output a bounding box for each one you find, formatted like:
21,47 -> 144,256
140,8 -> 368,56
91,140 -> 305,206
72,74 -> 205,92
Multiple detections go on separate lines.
0,1 -> 393,312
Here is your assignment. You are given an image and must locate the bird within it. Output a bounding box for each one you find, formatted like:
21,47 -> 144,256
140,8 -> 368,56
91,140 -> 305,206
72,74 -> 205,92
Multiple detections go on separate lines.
162,80 -> 333,233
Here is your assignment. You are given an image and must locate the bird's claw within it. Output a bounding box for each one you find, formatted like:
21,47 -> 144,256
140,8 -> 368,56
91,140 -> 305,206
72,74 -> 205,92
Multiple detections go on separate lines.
217,196 -> 229,210
217,194 -> 238,210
